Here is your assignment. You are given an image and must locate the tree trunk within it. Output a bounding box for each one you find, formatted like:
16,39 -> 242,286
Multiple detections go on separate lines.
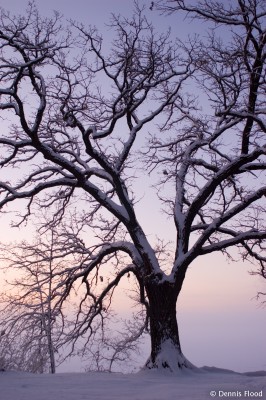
145,279 -> 195,372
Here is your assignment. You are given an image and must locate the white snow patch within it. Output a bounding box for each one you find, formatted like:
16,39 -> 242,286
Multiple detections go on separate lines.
146,339 -> 195,371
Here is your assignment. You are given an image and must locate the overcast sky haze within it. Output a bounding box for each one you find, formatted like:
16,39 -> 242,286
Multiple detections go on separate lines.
0,0 -> 265,374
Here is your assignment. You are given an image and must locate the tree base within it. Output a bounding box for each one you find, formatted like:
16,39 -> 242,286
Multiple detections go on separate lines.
144,339 -> 196,373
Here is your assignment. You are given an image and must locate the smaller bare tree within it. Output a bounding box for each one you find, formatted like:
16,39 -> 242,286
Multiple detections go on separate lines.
0,225 -> 73,373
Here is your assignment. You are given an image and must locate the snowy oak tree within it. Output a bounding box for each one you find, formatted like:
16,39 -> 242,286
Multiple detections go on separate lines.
0,1 -> 265,371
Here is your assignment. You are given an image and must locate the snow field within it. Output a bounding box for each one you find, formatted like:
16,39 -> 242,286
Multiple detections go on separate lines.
0,368 -> 265,400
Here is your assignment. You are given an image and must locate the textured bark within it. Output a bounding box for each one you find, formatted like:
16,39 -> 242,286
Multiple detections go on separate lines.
145,279 -> 195,371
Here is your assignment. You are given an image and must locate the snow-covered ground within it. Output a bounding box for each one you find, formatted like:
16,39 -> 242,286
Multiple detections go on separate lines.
1,368 -> 265,400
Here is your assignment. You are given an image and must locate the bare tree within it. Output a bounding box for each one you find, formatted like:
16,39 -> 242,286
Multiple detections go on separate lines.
0,0 -> 265,372
0,213 -> 94,373
0,225 -> 74,373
